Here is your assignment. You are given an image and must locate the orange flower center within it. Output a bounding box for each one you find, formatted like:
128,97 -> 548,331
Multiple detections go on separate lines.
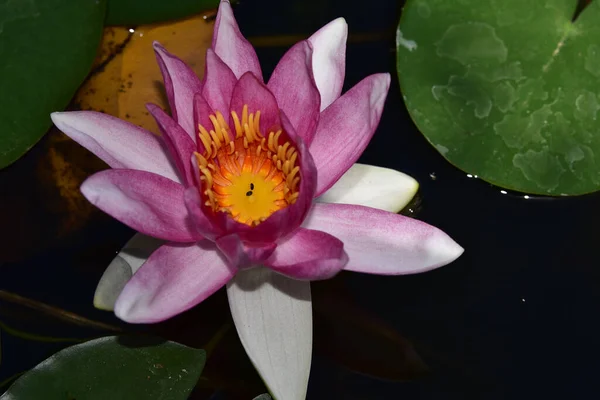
194,105 -> 301,226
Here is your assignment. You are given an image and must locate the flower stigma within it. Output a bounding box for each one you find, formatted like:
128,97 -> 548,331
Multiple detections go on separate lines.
195,105 -> 301,226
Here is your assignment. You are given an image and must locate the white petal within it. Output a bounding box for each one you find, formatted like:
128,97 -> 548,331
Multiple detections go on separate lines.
316,163 -> 419,213
93,234 -> 163,311
227,268 -> 312,400
307,17 -> 348,110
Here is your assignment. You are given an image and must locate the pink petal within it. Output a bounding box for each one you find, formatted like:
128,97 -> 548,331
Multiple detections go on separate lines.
51,111 -> 179,183
153,41 -> 203,140
267,41 -> 320,144
147,103 -> 196,185
265,228 -> 348,280
81,169 -> 202,243
216,111 -> 318,245
216,233 -> 276,267
115,241 -> 235,323
271,111 -> 318,235
202,49 -> 237,115
307,18 -> 348,110
230,72 -> 280,135
212,0 -> 263,80
303,203 -> 464,275
183,185 -> 223,240
214,234 -> 244,265
310,73 -> 391,196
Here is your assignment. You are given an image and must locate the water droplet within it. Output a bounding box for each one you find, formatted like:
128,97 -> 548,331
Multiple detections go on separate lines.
435,143 -> 449,155
396,28 -> 418,52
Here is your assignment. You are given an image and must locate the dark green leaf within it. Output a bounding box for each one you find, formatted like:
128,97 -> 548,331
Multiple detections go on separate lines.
1,336 -> 206,400
0,0 -> 105,169
397,0 -> 600,195
105,0 -> 220,25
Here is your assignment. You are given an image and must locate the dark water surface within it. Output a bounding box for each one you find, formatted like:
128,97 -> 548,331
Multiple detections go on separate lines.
2,0 -> 599,399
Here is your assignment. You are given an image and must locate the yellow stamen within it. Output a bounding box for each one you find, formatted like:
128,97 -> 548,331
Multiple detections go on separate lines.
242,105 -> 248,127
231,111 -> 243,138
209,129 -> 222,148
254,111 -> 262,138
195,105 -> 302,227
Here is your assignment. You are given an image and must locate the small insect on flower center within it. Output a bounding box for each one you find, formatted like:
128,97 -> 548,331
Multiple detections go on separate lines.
194,105 -> 301,226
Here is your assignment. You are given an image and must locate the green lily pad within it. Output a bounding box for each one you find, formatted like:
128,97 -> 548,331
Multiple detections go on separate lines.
1,336 -> 206,400
105,0 -> 220,25
0,0 -> 105,170
397,0 -> 600,195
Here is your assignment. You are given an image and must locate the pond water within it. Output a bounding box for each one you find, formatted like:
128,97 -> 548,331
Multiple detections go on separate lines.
1,0 -> 598,399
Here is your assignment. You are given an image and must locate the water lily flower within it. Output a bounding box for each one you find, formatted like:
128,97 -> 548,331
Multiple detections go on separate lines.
51,1 -> 463,398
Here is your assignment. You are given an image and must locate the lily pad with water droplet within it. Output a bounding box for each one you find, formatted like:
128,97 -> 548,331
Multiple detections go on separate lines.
0,336 -> 206,400
397,0 -> 600,195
